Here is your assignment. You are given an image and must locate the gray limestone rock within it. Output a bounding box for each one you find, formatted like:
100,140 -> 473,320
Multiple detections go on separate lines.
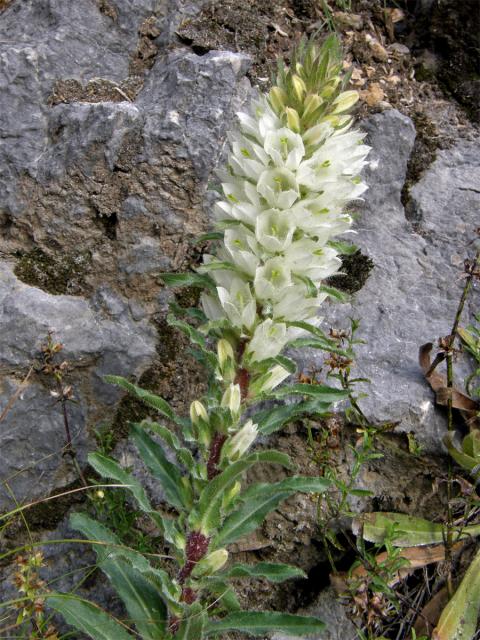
271,588 -> 358,640
0,263 -> 157,511
303,110 -> 480,453
0,0 -> 250,514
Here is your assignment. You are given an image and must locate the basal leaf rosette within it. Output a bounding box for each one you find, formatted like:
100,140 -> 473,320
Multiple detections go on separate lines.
200,36 -> 371,387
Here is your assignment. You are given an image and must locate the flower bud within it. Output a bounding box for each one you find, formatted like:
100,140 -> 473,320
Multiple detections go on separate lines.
217,338 -> 236,383
192,549 -> 229,577
221,383 -> 241,418
190,400 -> 208,426
302,93 -> 323,120
269,86 -> 287,114
217,339 -> 234,369
222,420 -> 258,461
285,107 -> 301,133
256,365 -> 291,394
291,74 -> 307,102
332,90 -> 359,114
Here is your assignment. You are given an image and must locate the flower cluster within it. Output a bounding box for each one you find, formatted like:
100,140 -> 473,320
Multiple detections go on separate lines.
200,37 -> 371,365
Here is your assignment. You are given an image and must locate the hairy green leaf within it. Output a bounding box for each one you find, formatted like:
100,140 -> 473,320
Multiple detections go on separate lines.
214,476 -> 329,547
221,562 -> 306,583
253,399 -> 332,435
433,548 -> 480,640
159,272 -> 216,292
101,559 -> 167,638
105,376 -> 176,422
270,383 -> 349,403
87,453 -> 168,536
194,450 -> 292,535
205,611 -> 325,636
176,603 -> 207,640
354,512 -> 480,547
131,423 -> 192,511
136,420 -> 196,472
46,595 -> 134,640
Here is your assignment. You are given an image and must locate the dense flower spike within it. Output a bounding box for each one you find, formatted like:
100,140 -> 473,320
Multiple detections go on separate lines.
201,35 -> 371,364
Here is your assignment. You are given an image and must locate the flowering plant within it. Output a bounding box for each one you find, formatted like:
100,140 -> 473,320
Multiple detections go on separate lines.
48,35 -> 370,639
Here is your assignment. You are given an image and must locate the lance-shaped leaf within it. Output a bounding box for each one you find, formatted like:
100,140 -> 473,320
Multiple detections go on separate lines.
319,284 -> 349,302
176,602 -> 207,640
353,512 -> 480,547
221,562 -> 306,583
252,398 -> 333,435
433,548 -> 480,640
100,558 -> 168,639
136,420 -> 196,473
159,271 -> 216,292
200,578 -> 241,612
444,432 -> 480,479
214,476 -> 329,547
167,314 -> 217,369
46,595 -> 134,640
192,450 -> 292,535
87,452 -> 172,539
131,423 -> 192,511
269,383 -> 349,404
70,513 -> 180,605
105,376 -> 177,423
205,611 -> 325,636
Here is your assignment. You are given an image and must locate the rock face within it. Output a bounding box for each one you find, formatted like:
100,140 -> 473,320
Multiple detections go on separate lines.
0,0 -> 479,635
303,110 -> 479,453
0,0 -> 249,513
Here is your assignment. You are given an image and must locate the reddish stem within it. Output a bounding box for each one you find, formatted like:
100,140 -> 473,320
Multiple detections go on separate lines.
178,531 -> 210,584
234,367 -> 250,400
207,433 -> 227,480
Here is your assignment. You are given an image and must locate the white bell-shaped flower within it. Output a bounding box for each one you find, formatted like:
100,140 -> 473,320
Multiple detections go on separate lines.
255,209 -> 295,253
264,127 -> 305,171
246,319 -> 289,362
256,168 -> 300,210
254,257 -> 292,302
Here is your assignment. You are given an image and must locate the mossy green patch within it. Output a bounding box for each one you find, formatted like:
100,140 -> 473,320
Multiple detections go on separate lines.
327,250 -> 374,294
14,248 -> 91,296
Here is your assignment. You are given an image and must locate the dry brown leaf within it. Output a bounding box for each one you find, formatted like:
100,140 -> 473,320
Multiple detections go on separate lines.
360,82 -> 385,107
419,343 -> 479,427
414,587 -> 450,637
331,542 -> 464,594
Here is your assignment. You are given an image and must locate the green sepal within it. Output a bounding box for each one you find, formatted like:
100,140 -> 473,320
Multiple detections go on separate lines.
293,273 -> 317,298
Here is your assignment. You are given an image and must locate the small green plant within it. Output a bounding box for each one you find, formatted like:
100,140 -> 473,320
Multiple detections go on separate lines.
352,248 -> 480,638
44,35 -> 372,639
